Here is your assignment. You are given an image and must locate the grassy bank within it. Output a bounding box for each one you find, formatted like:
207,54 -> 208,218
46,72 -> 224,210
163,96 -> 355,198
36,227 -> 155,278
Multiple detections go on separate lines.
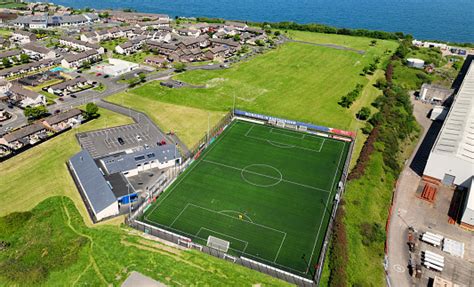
0,196 -> 289,286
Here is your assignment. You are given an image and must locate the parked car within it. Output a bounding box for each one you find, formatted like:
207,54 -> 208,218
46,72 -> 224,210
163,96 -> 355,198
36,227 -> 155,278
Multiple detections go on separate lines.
117,137 -> 125,145
71,95 -> 77,98
136,135 -> 142,141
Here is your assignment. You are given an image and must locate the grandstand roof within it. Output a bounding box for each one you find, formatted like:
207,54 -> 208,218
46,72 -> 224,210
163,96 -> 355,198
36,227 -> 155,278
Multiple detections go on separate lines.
431,60 -> 474,163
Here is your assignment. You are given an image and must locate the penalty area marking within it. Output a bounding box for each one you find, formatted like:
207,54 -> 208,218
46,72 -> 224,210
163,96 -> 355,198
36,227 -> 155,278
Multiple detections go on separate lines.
219,210 -> 254,223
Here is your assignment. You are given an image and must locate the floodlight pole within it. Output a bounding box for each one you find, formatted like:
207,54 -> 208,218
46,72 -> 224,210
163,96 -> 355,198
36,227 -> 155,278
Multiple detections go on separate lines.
207,112 -> 210,142
232,93 -> 236,116
128,184 -> 132,217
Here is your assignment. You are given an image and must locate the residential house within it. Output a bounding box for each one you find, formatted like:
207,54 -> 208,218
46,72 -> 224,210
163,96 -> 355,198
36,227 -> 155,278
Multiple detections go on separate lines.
210,38 -> 241,52
0,49 -> 22,64
47,76 -> 91,96
0,37 -> 8,49
0,123 -> 48,149
135,20 -> 170,30
224,21 -> 248,31
10,30 -> 36,45
108,11 -> 169,24
144,55 -> 169,68
146,40 -> 179,56
61,50 -> 101,69
42,108 -> 83,131
22,43 -> 56,60
177,28 -> 200,38
12,13 -> 99,29
205,45 -> 231,61
0,58 -> 59,79
115,36 -> 146,55
59,37 -> 104,54
9,84 -> 46,107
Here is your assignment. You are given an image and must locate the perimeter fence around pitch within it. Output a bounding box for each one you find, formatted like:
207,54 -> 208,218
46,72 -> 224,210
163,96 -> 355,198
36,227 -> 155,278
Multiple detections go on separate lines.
126,109 -> 356,286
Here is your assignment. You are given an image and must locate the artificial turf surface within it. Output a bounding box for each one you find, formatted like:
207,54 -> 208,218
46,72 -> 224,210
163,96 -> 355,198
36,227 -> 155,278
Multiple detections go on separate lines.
142,120 -> 350,277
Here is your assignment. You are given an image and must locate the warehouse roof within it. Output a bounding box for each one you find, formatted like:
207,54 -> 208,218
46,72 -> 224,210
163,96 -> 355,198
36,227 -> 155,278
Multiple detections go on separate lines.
431,60 -> 474,163
69,149 -> 117,215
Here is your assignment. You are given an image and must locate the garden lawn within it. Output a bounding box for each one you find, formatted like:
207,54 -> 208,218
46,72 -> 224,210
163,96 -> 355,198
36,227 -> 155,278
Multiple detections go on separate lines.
0,108 -> 133,224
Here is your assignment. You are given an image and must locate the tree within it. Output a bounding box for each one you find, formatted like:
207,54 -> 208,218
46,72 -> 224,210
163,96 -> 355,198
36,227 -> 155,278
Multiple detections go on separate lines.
356,107 -> 371,120
85,102 -> 99,119
274,30 -> 281,36
233,34 -> 241,42
173,62 -> 186,72
138,72 -> 146,83
370,40 -> 377,46
20,53 -> 30,64
255,39 -> 265,46
24,106 -> 48,120
2,58 -> 11,68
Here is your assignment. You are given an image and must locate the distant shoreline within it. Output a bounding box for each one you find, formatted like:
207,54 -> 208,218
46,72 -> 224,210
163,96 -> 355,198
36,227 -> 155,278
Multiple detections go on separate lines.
43,0 -> 474,44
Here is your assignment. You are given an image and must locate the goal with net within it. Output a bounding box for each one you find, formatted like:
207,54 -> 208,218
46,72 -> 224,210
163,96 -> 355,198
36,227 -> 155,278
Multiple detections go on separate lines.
207,236 -> 230,253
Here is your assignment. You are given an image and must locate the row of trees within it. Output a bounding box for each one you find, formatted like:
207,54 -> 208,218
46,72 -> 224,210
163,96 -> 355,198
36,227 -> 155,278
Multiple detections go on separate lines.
23,103 -> 99,121
339,84 -> 364,108
1,54 -> 30,68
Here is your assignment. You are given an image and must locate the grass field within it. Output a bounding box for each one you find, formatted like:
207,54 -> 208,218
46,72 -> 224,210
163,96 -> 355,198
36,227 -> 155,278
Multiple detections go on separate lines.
108,34 -> 396,150
143,120 -> 350,277
108,94 -> 227,147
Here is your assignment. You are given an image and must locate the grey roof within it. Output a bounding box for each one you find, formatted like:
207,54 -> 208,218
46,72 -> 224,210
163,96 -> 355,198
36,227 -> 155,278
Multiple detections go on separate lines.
64,49 -> 98,63
60,37 -> 100,49
99,144 -> 180,175
44,108 -> 82,125
3,123 -> 46,142
0,58 -> 59,77
10,83 -> 41,99
49,77 -> 87,91
13,13 -> 98,26
0,49 -> 21,59
210,38 -> 241,47
22,42 -> 51,55
69,149 -> 117,215
431,60 -> 474,163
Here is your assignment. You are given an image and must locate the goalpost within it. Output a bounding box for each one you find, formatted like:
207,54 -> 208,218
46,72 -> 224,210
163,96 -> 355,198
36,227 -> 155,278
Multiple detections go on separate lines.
207,236 -> 230,253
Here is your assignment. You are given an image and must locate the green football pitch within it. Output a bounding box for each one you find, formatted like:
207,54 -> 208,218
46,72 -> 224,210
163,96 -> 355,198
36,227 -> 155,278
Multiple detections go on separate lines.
142,120 -> 350,277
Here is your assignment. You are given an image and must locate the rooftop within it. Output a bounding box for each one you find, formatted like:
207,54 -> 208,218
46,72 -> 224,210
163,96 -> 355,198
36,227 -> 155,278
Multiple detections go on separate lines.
69,149 -> 117,215
431,60 -> 474,163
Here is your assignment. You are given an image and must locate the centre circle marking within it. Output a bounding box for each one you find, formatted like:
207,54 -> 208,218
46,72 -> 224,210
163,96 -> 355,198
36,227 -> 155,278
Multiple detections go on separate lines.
241,164 -> 283,187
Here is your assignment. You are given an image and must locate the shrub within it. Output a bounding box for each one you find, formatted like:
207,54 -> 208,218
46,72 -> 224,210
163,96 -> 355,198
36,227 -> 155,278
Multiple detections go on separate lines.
356,107 -> 371,120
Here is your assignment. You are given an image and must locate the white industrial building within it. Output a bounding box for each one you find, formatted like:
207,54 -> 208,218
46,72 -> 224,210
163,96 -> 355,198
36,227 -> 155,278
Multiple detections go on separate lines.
461,178 -> 474,229
423,60 -> 474,229
91,58 -> 139,77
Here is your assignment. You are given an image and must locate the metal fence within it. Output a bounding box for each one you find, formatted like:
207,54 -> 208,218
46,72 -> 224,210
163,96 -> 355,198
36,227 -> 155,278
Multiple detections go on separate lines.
187,110 -> 234,159
129,218 -> 315,287
313,137 -> 356,284
125,111 -> 358,286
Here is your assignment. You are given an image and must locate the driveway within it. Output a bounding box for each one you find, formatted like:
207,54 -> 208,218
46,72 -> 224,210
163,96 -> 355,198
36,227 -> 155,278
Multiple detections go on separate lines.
386,98 -> 474,286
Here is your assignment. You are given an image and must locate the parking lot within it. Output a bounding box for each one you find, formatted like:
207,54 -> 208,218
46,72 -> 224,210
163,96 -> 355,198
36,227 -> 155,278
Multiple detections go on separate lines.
77,123 -> 167,158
